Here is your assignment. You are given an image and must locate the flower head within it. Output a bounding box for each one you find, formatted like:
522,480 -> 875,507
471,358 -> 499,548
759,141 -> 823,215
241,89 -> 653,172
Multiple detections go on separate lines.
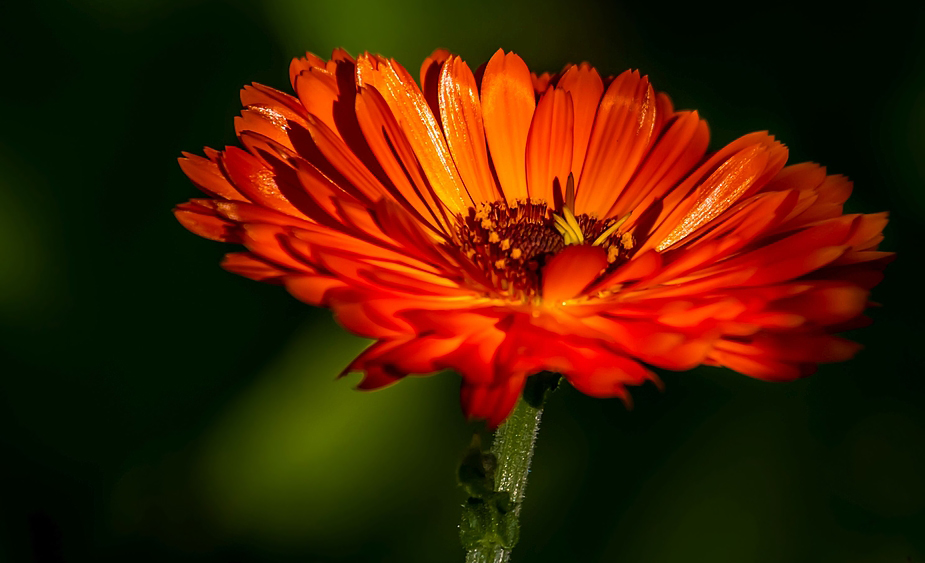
176,48 -> 891,426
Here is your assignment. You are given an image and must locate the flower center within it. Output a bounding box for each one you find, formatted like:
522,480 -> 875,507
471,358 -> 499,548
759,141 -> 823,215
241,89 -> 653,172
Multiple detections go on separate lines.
454,199 -> 633,299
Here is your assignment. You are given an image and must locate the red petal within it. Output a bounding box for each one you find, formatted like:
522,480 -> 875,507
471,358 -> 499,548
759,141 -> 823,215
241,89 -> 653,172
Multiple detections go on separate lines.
174,200 -> 240,242
460,374 -> 526,428
542,245 -> 608,303
178,152 -> 245,201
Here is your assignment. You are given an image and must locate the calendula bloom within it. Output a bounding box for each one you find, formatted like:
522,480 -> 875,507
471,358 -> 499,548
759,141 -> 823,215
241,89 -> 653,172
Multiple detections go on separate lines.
176,48 -> 890,426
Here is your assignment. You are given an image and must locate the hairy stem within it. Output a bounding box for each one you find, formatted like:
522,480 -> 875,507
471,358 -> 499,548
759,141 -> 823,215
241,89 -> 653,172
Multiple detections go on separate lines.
460,374 -> 557,563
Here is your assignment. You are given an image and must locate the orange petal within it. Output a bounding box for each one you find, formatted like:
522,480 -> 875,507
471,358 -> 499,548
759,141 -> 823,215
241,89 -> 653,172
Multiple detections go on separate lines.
439,56 -> 501,204
240,83 -> 310,129
634,132 -> 786,251
526,87 -> 574,206
585,249 -> 662,295
609,111 -> 709,217
355,54 -> 470,212
532,71 -> 553,94
293,67 -> 341,134
289,51 -> 328,90
234,108 -> 294,150
354,85 -> 453,232
575,70 -> 657,216
557,63 -> 604,183
654,143 -> 772,251
709,347 -> 807,381
420,48 -> 452,119
299,114 -> 391,203
480,49 -> 536,203
220,146 -> 306,218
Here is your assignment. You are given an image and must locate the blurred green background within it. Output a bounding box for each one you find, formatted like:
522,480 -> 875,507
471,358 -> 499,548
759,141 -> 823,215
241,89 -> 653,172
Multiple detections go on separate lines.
1,1 -> 923,562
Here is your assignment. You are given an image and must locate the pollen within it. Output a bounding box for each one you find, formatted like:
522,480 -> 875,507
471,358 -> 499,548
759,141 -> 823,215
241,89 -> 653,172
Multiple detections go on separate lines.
621,232 -> 634,249
510,248 -> 522,260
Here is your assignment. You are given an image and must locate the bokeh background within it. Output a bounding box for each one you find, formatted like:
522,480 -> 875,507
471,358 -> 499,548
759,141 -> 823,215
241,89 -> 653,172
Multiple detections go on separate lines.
1,1 -> 923,562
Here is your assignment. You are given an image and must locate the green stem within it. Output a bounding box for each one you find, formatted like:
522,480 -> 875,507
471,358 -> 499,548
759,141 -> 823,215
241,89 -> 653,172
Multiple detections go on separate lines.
470,398 -> 543,563
489,397 -> 543,522
460,374 -> 557,563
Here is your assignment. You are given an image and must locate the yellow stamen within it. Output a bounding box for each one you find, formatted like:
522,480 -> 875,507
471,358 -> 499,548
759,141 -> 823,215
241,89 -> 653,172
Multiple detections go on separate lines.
591,211 -> 632,246
552,203 -> 586,246
552,214 -> 571,235
562,205 -> 585,244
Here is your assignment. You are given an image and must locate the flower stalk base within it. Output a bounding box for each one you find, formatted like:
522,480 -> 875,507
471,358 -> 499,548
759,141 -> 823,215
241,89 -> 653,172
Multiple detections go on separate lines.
460,374 -> 559,562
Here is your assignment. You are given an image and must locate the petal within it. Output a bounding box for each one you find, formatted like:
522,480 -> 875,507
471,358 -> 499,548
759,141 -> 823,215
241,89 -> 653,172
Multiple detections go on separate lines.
289,51 -> 328,89
542,245 -> 608,303
439,56 -> 501,204
285,274 -> 350,306
771,283 -> 870,325
238,223 -> 312,272
299,114 -> 392,203
222,251 -> 289,282
420,48 -> 452,119
608,111 -> 709,218
564,350 -> 655,400
634,132 -> 786,252
220,146 -> 307,218
654,143 -> 773,251
526,87 -> 574,206
481,49 -> 536,203
575,70 -> 657,216
174,199 -> 240,242
532,72 -> 553,94
235,107 -> 294,151
355,54 -> 471,212
557,63 -> 604,182
354,85 -> 454,232
240,83 -> 310,128
178,152 -> 246,201
460,374 -> 526,428
708,347 -> 809,381
293,66 -> 341,134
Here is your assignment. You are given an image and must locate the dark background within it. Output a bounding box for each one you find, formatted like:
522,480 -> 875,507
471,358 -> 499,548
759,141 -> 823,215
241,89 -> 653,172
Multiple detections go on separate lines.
1,1 -> 923,562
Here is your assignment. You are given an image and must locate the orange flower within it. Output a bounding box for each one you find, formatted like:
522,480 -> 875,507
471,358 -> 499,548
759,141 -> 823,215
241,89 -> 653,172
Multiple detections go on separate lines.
176,49 -> 891,427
